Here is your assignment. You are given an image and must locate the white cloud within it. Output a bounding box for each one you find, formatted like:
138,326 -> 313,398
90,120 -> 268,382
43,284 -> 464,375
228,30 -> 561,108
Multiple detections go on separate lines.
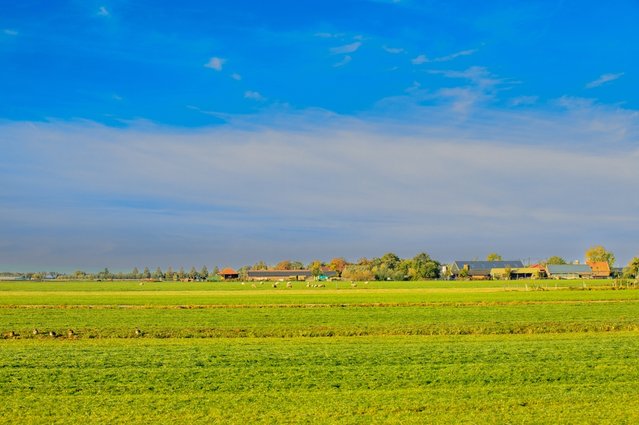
3,29 -> 18,36
204,57 -> 226,71
412,49 -> 478,65
330,42 -> 362,55
586,73 -> 624,89
411,54 -> 428,65
3,104 -> 638,267
230,73 -> 242,81
314,32 -> 345,38
97,6 -> 110,16
429,66 -> 501,89
333,55 -> 352,67
383,45 -> 404,54
510,96 -> 539,106
244,90 -> 266,101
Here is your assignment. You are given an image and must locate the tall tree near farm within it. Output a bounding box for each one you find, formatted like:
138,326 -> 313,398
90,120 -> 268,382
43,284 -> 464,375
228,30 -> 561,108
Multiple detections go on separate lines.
486,253 -> 503,261
585,245 -> 615,267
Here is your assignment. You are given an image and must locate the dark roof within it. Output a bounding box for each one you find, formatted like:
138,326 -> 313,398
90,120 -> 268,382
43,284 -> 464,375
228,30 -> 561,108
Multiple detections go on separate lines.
546,264 -> 592,274
247,269 -> 337,278
452,260 -> 524,271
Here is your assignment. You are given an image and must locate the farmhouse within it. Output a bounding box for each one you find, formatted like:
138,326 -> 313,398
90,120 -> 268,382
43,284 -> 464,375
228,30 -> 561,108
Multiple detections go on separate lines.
219,268 -> 239,280
246,269 -> 337,281
450,260 -> 524,279
546,264 -> 593,279
586,261 -> 611,278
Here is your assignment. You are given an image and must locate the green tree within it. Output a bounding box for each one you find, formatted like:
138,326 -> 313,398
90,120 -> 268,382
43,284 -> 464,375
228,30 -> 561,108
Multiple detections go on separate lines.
585,245 -> 615,267
188,266 -> 198,280
546,256 -> 567,265
342,264 -> 374,281
152,267 -> 164,280
308,260 -> 323,277
142,267 -> 151,279
275,260 -> 292,270
486,253 -> 503,261
253,260 -> 268,270
177,267 -> 185,280
200,265 -> 209,280
411,252 -> 441,280
624,257 -> 639,279
131,267 -> 140,279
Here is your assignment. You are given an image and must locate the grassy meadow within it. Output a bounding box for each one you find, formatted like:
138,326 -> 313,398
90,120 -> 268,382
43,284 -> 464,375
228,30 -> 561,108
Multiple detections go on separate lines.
1,279 -> 638,423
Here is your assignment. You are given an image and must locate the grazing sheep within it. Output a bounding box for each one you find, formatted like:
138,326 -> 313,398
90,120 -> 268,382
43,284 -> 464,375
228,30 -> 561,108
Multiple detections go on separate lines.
251,283 -> 257,288
317,283 -> 325,288
306,282 -> 311,288
48,331 -> 57,337
32,328 -> 39,336
139,282 -> 144,286
350,282 -> 357,288
67,329 -> 75,338
286,282 -> 293,288
272,282 -> 278,288
135,328 -> 142,336
7,331 -> 16,338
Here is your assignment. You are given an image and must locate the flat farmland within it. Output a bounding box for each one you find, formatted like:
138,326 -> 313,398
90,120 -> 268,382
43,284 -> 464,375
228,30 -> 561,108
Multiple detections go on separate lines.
1,280 -> 638,423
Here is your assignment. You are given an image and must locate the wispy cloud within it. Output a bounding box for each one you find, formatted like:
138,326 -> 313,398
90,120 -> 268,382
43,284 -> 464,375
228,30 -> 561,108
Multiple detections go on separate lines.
429,66 -> 501,89
315,32 -> 345,39
230,73 -> 242,81
585,73 -> 624,89
244,90 -> 266,101
383,45 -> 404,54
411,54 -> 428,65
333,55 -> 352,67
3,29 -> 18,36
97,6 -> 110,17
330,42 -> 362,55
412,49 -> 478,65
510,96 -> 539,106
204,57 -> 226,71
3,104 -> 638,267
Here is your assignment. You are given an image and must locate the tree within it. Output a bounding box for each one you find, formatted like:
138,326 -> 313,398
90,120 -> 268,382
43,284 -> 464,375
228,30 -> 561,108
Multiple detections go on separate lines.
546,256 -> 567,265
290,261 -> 305,270
486,253 -> 503,261
411,252 -> 441,280
188,266 -> 198,280
275,260 -> 293,270
253,260 -> 268,270
152,267 -> 164,280
177,267 -> 185,280
328,257 -> 348,277
585,245 -> 615,267
624,257 -> 639,279
308,260 -> 323,277
342,265 -> 374,281
166,266 -> 174,280
131,267 -> 140,279
200,266 -> 209,280
142,267 -> 151,279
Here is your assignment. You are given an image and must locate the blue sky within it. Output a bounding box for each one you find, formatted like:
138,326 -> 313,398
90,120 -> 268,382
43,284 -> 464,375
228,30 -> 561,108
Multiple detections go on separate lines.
1,0 -> 638,271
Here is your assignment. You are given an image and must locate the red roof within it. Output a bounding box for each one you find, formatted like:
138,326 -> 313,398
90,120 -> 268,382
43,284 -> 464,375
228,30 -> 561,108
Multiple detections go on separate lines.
220,268 -> 238,275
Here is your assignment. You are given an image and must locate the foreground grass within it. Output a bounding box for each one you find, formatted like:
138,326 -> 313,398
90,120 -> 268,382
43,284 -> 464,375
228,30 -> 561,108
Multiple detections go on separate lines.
1,280 -> 638,423
1,334 -> 638,424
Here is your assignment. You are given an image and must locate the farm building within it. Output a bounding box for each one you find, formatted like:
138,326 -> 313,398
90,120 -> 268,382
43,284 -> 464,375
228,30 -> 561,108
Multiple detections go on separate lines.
546,264 -> 593,279
219,268 -> 239,280
450,260 -> 524,279
490,267 -> 544,280
586,261 -> 611,278
246,269 -> 337,281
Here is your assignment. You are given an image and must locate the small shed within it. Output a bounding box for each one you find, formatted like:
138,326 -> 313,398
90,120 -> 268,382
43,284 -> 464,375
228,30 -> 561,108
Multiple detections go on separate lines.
219,268 -> 239,280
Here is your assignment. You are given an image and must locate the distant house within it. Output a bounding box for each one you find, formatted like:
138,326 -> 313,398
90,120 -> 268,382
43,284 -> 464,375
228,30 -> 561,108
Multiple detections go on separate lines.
450,260 -> 524,279
219,268 -> 239,280
586,262 -> 611,278
246,269 -> 337,281
546,264 -> 593,279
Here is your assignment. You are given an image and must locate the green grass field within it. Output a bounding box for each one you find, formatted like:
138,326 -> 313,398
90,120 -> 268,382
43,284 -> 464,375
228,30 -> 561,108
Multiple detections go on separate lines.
1,280 -> 638,423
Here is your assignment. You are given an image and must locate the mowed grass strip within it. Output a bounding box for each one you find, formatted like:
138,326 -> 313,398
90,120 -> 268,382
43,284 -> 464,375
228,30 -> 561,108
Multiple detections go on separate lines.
1,333 -> 638,424
2,297 -> 639,338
